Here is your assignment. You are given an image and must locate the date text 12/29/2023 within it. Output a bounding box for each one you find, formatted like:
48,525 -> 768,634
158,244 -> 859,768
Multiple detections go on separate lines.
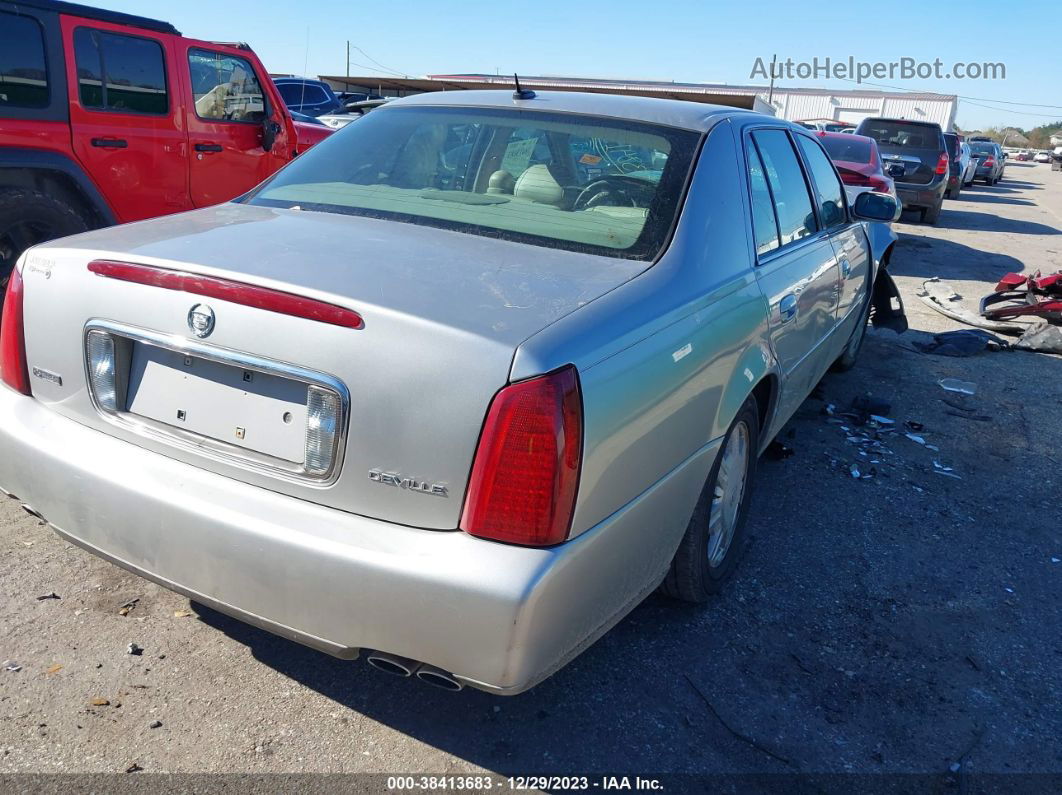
386,776 -> 665,791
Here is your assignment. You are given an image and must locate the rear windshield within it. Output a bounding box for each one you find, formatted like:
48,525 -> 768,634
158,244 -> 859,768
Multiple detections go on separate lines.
244,106 -> 700,260
858,120 -> 941,150
969,143 -> 996,156
818,136 -> 872,164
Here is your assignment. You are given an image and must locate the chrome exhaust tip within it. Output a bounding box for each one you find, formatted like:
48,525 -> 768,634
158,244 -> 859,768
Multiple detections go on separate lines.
415,664 -> 464,692
365,651 -> 417,677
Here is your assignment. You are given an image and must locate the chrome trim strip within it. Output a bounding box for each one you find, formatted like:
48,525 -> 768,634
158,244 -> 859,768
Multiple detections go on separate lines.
83,320 -> 349,487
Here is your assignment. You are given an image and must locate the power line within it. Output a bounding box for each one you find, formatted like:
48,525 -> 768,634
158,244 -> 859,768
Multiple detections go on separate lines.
348,44 -> 406,78
835,77 -> 1062,112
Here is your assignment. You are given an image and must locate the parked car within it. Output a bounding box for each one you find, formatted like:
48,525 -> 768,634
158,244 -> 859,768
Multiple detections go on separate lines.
0,0 -> 328,286
856,117 -> 949,224
969,141 -> 1006,184
0,90 -> 905,694
943,133 -> 976,198
1033,151 -> 1052,163
317,97 -> 393,130
815,131 -> 897,205
1012,149 -> 1032,162
272,76 -> 342,117
795,118 -> 856,133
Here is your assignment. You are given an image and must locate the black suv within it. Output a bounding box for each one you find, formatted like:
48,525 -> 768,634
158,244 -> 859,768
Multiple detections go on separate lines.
856,117 -> 949,224
272,77 -> 341,117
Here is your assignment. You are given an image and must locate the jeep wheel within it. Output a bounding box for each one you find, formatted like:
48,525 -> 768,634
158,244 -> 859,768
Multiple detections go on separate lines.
0,188 -> 88,288
661,395 -> 759,603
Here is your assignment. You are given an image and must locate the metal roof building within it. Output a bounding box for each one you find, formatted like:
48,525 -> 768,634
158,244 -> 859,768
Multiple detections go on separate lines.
319,73 -> 958,130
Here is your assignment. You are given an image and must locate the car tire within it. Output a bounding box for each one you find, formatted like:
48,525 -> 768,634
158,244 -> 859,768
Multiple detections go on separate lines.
661,395 -> 760,603
0,188 -> 88,288
923,199 -> 942,224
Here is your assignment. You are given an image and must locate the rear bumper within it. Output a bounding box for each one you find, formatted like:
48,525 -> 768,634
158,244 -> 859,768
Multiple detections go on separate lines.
0,386 -> 712,694
896,176 -> 946,210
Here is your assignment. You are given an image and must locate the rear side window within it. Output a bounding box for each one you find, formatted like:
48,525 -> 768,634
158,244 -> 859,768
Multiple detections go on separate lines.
0,12 -> 49,108
796,136 -> 846,228
747,146 -> 780,256
277,83 -> 328,104
74,28 -> 168,114
943,134 -> 959,158
189,49 -> 266,123
751,130 -> 817,245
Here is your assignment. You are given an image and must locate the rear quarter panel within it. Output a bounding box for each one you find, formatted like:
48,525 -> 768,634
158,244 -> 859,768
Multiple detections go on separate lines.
514,118 -> 774,544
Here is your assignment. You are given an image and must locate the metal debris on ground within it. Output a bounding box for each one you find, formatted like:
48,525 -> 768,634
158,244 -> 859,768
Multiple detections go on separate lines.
125,762 -> 143,774
2,660 -> 22,672
913,329 -> 1007,357
1014,323 -> 1062,354
905,433 -> 926,445
917,278 -> 1025,333
173,609 -> 194,618
118,598 -> 140,617
127,643 -> 144,656
938,379 -> 977,396
149,720 -> 162,729
36,592 -> 60,601
850,465 -> 861,479
904,420 -> 924,432
90,698 -> 110,707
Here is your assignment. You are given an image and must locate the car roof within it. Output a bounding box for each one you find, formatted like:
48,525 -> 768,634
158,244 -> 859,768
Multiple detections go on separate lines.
13,0 -> 179,34
814,130 -> 875,143
381,90 -> 766,132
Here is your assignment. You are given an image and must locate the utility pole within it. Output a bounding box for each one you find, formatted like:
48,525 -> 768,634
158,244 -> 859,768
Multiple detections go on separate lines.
346,40 -> 350,80
767,53 -> 777,106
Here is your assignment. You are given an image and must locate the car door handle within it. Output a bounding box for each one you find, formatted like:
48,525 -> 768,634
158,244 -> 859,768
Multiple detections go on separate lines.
779,294 -> 798,323
91,138 -> 127,148
839,258 -> 852,279
194,143 -> 223,153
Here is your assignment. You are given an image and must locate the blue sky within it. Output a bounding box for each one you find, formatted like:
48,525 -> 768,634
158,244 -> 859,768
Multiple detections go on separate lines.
98,0 -> 1060,131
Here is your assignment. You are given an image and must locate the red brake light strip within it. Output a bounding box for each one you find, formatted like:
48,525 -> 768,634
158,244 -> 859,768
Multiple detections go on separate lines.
87,260 -> 363,330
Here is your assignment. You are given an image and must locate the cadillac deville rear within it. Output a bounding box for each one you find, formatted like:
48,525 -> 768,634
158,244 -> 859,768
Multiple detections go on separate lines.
0,91 -> 902,693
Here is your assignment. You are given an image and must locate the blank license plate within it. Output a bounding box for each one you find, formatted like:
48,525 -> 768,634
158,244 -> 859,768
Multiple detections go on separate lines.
126,343 -> 309,463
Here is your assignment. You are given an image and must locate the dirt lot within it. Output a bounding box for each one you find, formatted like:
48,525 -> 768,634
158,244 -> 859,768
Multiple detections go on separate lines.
1,162 -> 1060,783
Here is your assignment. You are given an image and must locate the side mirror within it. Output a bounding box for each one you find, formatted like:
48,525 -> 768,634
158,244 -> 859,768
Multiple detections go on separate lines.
885,162 -> 905,179
261,118 -> 282,152
853,191 -> 900,222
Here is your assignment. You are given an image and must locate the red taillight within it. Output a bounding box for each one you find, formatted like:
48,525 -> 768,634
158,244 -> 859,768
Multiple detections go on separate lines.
87,260 -> 363,329
839,170 -> 873,187
982,157 -> 995,168
461,366 -> 582,547
0,268 -> 31,395
935,152 -> 949,175
867,176 -> 891,193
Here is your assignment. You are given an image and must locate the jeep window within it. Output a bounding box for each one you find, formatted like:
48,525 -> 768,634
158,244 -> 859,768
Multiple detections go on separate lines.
189,50 -> 266,124
244,106 -> 699,260
73,28 -> 168,115
0,12 -> 49,108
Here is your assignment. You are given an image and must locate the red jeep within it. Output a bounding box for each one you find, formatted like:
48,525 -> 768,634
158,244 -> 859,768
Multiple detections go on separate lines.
0,0 -> 332,282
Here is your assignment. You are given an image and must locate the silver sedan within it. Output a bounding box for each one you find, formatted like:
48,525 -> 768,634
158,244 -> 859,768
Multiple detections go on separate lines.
0,90 -> 903,694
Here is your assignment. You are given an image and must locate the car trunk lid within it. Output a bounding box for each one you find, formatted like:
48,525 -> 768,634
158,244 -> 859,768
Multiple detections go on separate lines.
19,203 -> 646,529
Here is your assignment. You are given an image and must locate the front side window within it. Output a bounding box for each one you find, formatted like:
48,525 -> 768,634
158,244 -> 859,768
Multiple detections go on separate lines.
244,106 -> 699,259
188,49 -> 265,123
796,136 -> 846,228
73,28 -> 167,114
0,12 -> 49,108
751,130 -> 817,245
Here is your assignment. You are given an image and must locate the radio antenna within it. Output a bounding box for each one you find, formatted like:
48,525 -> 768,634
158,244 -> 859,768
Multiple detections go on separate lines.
513,73 -> 535,100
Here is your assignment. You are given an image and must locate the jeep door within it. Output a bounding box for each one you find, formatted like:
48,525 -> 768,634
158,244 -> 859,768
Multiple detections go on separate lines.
745,128 -> 840,423
179,42 -> 291,207
62,16 -> 190,222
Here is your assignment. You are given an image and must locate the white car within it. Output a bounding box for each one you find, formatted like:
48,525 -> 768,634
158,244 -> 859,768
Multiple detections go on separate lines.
1034,151 -> 1052,163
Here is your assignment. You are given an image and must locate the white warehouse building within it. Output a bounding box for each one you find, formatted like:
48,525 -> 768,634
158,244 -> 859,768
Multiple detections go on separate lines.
322,73 -> 959,131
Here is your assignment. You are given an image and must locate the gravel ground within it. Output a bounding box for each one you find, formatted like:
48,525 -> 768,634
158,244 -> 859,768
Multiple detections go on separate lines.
1,162 -> 1060,783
